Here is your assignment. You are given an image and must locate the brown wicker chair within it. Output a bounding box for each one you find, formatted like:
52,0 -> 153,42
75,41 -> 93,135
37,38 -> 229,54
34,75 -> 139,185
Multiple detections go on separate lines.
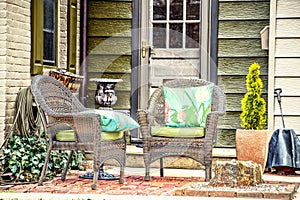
31,75 -> 126,190
137,78 -> 226,181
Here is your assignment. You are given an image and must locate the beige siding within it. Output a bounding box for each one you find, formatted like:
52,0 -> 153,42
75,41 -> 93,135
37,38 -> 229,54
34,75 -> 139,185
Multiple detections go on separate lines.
0,1 -> 32,146
274,116 -> 300,134
276,0 -> 300,18
0,1 -> 8,143
275,58 -> 300,76
217,0 -> 270,147
274,78 -> 300,95
57,0 -> 81,71
0,0 -> 81,147
269,0 -> 300,134
274,97 -> 300,115
276,19 -> 300,37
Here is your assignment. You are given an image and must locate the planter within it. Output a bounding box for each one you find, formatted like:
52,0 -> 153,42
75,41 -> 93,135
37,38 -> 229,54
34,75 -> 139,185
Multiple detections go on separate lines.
235,129 -> 270,171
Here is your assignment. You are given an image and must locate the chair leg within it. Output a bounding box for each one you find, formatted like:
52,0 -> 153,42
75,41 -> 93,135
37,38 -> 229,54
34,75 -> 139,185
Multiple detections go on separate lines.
145,165 -> 150,181
205,164 -> 212,182
144,154 -> 150,181
61,150 -> 73,181
91,164 -> 99,190
160,157 -> 164,177
38,147 -> 52,186
119,166 -> 125,184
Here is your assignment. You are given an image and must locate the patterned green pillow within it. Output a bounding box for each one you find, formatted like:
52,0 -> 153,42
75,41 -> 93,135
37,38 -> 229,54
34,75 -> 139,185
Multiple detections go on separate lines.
163,85 -> 213,128
81,109 -> 140,132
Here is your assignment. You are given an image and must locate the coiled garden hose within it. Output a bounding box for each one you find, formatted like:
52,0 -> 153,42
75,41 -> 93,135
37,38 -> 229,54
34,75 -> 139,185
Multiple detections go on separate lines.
0,86 -> 45,150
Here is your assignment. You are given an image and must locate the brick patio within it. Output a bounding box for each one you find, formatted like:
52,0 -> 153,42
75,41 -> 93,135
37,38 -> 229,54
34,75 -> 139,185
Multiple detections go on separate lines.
1,167 -> 300,199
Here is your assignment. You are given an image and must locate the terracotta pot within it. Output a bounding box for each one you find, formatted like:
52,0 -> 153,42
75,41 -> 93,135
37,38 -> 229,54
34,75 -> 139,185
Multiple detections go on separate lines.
235,129 -> 270,171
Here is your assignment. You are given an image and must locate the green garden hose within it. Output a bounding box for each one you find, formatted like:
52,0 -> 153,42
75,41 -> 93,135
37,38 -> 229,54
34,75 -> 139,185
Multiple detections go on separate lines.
0,86 -> 45,150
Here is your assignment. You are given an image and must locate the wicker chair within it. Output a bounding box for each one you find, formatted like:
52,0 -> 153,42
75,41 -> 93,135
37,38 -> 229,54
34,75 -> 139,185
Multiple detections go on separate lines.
31,75 -> 126,190
137,78 -> 226,181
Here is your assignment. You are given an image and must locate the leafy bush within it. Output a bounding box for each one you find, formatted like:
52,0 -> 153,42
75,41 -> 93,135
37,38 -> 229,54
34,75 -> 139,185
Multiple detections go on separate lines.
0,135 -> 85,182
240,62 -> 267,130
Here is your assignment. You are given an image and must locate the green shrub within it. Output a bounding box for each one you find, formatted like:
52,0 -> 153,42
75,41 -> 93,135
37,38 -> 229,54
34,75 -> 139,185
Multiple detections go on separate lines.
0,135 -> 85,182
240,62 -> 267,130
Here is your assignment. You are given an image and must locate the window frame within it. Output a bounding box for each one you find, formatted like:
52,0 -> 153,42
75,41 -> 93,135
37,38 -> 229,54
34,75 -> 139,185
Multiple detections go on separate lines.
31,0 -> 77,75
67,0 -> 77,74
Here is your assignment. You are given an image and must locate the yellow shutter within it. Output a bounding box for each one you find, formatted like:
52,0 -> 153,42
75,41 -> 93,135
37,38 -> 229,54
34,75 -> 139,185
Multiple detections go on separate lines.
67,0 -> 77,74
31,0 -> 44,75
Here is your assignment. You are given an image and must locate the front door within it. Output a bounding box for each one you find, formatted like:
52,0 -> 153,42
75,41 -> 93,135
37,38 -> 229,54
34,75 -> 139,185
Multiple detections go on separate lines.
139,0 -> 211,109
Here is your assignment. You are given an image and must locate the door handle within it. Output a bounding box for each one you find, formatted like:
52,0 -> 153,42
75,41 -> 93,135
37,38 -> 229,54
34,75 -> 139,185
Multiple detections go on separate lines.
149,46 -> 156,57
142,41 -> 155,58
142,41 -> 147,58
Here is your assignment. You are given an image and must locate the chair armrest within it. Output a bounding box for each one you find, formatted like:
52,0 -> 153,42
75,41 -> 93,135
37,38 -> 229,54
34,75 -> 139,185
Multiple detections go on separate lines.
136,109 -> 152,140
204,111 -> 225,147
47,112 -> 102,143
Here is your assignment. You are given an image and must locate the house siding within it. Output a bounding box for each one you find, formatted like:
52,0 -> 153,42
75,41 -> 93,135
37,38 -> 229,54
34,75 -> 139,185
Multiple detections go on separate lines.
269,0 -> 300,134
0,0 -> 81,146
86,0 -> 132,110
217,0 -> 270,147
0,0 -> 31,144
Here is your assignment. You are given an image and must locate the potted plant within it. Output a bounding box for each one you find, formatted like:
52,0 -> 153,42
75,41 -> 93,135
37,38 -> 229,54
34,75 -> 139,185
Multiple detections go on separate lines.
236,62 -> 270,171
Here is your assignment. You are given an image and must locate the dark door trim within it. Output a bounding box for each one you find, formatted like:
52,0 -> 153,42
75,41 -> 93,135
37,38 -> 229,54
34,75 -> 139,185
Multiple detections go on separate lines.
130,0 -> 140,141
210,0 -> 219,84
79,0 -> 87,104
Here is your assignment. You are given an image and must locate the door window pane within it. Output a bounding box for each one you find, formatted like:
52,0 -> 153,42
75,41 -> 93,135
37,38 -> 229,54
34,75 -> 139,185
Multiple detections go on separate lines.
169,23 -> 183,48
186,23 -> 199,48
170,0 -> 183,20
153,0 -> 166,20
186,0 -> 201,20
152,0 -> 201,49
153,23 -> 167,48
43,0 -> 55,65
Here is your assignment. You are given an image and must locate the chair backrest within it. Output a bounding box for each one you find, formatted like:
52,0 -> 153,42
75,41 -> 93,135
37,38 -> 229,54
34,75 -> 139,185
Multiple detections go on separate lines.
31,75 -> 86,117
148,78 -> 226,126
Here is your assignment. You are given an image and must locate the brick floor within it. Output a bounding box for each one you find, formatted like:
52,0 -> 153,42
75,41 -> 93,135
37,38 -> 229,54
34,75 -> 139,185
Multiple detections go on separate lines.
0,169 -> 300,199
0,170 -> 202,196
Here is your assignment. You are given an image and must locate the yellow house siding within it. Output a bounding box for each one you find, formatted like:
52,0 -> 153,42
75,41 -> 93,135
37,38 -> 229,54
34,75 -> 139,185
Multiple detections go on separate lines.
86,0 -> 132,110
0,0 -> 31,146
269,0 -> 300,134
217,0 -> 270,147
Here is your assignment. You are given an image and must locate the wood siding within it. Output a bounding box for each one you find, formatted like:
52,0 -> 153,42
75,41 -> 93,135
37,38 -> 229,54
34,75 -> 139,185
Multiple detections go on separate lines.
86,0 -> 132,110
269,0 -> 300,134
217,0 -> 270,147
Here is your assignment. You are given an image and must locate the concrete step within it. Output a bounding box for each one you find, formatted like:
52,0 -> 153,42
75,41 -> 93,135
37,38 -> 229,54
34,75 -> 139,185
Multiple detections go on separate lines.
124,145 -> 236,169
87,145 -> 236,169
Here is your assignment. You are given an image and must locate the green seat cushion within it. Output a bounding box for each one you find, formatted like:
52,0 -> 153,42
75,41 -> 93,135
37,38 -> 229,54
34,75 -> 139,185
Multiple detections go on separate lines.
150,126 -> 205,138
81,109 -> 140,132
163,85 -> 213,128
56,129 -> 124,142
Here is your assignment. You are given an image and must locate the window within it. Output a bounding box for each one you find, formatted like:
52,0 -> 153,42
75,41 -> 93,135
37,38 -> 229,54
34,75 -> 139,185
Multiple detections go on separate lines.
31,0 -> 77,75
152,0 -> 201,49
43,0 -> 56,66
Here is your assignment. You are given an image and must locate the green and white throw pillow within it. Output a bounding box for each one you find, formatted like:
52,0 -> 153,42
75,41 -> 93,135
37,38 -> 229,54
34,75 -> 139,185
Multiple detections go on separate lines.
81,109 -> 140,132
163,85 -> 213,128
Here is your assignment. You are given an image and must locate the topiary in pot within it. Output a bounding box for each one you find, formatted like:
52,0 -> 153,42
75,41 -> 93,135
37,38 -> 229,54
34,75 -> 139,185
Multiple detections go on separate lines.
236,62 -> 270,172
240,62 -> 267,130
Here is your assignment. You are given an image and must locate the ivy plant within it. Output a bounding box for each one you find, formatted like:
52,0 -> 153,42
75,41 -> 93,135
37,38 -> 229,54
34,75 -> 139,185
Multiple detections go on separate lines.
240,62 -> 267,130
0,135 -> 85,182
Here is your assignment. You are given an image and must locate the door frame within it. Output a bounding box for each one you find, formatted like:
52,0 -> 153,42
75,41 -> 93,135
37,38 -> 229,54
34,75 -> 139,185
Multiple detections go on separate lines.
131,0 -> 219,139
137,0 -> 219,110
130,0 -> 141,140
210,0 -> 218,84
